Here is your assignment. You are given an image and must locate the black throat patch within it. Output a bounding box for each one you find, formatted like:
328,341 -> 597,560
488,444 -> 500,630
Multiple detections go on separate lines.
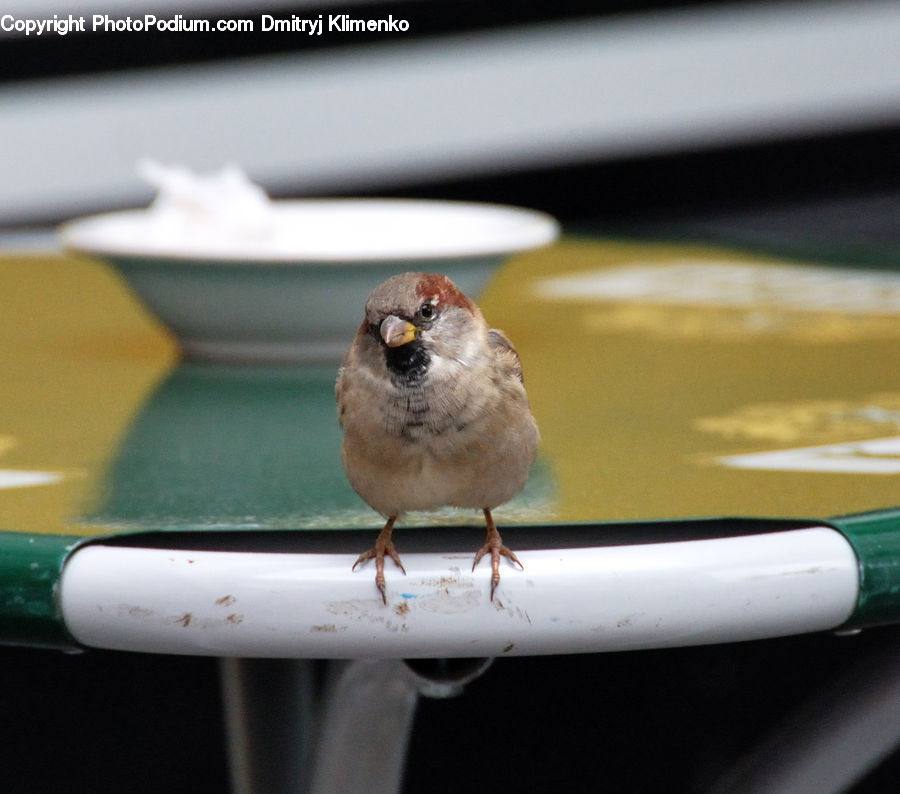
384,340 -> 430,386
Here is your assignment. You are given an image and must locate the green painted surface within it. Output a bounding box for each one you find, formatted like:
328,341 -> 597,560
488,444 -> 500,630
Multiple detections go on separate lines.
88,363 -> 360,530
0,531 -> 79,649
830,509 -> 900,629
86,362 -> 554,532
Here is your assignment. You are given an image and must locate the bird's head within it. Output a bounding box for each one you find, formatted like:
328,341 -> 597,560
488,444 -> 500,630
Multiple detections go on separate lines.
362,272 -> 485,382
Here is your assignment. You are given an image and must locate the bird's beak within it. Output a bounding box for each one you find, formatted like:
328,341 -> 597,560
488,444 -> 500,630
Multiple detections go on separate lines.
380,315 -> 418,347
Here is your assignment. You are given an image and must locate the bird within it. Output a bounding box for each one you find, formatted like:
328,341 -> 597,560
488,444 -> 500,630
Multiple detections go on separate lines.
335,272 -> 539,604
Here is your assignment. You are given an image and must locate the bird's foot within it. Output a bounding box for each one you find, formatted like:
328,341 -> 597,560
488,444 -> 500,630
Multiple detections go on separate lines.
472,510 -> 523,601
352,518 -> 405,604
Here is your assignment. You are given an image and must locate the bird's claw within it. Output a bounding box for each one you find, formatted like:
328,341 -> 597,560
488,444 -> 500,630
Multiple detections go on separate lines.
352,538 -> 405,604
472,541 -> 523,601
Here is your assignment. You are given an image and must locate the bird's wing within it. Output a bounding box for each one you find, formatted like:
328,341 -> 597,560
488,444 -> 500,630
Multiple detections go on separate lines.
488,328 -> 525,384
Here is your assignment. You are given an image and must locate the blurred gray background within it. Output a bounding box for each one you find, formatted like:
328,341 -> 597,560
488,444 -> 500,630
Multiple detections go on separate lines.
1,0 -> 898,229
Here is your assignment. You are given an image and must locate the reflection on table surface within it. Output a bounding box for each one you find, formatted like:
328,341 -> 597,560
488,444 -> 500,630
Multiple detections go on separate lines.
2,237 -> 900,545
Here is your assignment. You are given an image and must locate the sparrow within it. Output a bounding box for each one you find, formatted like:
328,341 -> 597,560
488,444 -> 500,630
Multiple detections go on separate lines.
335,272 -> 539,603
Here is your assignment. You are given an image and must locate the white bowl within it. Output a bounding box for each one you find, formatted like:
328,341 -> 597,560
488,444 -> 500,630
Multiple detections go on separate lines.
59,199 -> 559,364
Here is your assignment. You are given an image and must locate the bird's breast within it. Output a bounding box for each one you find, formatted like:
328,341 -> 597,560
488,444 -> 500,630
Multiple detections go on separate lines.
380,386 -> 459,441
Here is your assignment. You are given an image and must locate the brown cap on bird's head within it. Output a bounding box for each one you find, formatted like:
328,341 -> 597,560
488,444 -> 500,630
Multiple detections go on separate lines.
364,273 -> 479,347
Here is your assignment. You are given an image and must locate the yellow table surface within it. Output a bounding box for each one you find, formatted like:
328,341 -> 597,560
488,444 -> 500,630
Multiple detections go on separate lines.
2,238 -> 899,539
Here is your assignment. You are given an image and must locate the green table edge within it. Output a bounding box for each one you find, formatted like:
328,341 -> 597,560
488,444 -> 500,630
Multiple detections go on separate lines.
0,532 -> 82,650
827,508 -> 900,630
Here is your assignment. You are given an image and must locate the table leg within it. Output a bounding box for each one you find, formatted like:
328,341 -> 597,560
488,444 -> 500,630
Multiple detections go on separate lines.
220,658 -> 318,793
220,657 -> 495,793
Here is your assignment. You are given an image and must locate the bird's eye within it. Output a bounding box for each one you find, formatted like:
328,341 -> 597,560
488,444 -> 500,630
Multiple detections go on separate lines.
418,302 -> 435,320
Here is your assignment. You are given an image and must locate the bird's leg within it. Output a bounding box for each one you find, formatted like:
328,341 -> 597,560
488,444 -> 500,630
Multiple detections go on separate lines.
352,516 -> 405,604
472,509 -> 523,601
